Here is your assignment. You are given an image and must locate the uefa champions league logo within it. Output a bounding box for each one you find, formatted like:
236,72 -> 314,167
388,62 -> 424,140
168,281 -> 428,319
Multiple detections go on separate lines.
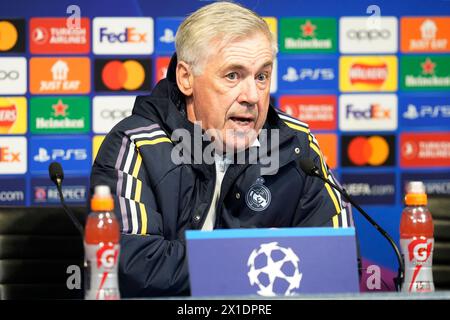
247,242 -> 302,296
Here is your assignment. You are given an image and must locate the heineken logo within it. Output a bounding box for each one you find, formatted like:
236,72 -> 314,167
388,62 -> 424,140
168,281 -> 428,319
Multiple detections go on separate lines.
30,97 -> 90,133
401,56 -> 450,90
349,63 -> 388,86
301,20 -> 316,37
281,18 -> 336,53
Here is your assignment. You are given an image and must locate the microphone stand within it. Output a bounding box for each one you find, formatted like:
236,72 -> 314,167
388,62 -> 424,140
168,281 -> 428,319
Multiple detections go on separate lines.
54,177 -> 85,237
311,171 -> 404,292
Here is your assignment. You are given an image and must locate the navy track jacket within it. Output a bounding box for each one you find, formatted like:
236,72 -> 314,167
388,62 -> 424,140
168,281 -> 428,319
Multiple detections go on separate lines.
91,55 -> 353,297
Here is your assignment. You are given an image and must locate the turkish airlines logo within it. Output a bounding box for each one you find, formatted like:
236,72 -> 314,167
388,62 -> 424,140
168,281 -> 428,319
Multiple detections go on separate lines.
0,137 -> 27,174
29,17 -> 90,54
341,135 -> 395,167
400,132 -> 450,167
339,17 -> 398,53
279,95 -> 336,131
0,57 -> 27,95
95,59 -> 150,92
0,19 -> 25,53
155,56 -> 171,84
339,94 -> 397,131
92,96 -> 135,133
93,17 -> 154,54
30,57 -> 90,94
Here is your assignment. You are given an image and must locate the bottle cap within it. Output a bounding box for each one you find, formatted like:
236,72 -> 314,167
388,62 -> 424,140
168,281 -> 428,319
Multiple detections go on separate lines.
405,181 -> 427,206
91,185 -> 114,211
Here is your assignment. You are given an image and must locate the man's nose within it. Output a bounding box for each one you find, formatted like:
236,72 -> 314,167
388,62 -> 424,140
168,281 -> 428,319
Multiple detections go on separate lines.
239,77 -> 259,106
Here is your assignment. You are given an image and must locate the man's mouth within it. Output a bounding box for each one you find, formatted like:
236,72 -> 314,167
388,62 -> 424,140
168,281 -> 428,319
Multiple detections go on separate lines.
229,115 -> 255,127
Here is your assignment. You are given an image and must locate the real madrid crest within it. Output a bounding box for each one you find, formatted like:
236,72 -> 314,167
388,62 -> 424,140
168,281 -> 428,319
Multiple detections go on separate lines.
246,177 -> 271,212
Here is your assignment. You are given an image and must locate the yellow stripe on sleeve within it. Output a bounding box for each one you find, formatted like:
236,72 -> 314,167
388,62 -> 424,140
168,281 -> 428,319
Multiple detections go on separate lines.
139,203 -> 148,235
284,121 -> 310,134
135,137 -> 172,147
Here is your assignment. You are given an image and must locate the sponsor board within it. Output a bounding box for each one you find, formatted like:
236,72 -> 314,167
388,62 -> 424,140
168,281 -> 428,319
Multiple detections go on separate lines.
29,136 -> 92,174
278,57 -> 337,90
0,57 -> 27,94
401,172 -> 450,197
400,56 -> 450,91
154,17 -> 182,53
154,56 -> 171,85
339,17 -> 398,53
0,97 -> 27,134
0,136 -> 27,174
314,133 -> 337,169
93,17 -> 154,54
0,19 -> 25,53
400,132 -> 450,167
280,18 -> 336,53
94,58 -> 151,92
339,94 -> 398,131
31,176 -> 89,205
401,17 -> 450,53
399,95 -> 450,127
30,57 -> 90,94
279,95 -> 336,130
341,173 -> 396,205
340,56 -> 397,92
341,134 -> 395,167
30,97 -> 90,134
92,96 -> 134,133
263,17 -> 278,43
29,17 -> 90,54
93,136 -> 105,163
0,177 -> 26,206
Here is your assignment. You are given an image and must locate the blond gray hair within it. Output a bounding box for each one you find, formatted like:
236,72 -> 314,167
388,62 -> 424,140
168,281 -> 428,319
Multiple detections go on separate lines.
175,1 -> 277,75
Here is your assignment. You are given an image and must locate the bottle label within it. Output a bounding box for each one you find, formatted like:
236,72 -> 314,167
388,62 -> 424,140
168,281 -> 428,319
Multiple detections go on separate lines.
84,242 -> 120,300
400,237 -> 435,293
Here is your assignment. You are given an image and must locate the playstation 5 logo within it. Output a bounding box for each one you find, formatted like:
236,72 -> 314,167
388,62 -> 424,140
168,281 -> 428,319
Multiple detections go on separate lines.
282,67 -> 334,82
34,147 -> 88,162
159,28 -> 175,43
403,104 -> 419,120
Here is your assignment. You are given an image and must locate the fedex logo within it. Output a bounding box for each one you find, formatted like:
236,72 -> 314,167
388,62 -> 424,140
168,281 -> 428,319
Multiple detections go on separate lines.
99,27 -> 147,43
29,136 -> 91,174
0,137 -> 27,174
346,104 -> 391,119
0,146 -> 20,162
93,18 -> 153,55
278,57 -> 338,90
339,94 -> 397,131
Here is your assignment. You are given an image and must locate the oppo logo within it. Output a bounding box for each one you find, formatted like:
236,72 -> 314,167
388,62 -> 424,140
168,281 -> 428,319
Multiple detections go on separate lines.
100,109 -> 131,120
0,70 -> 19,80
347,29 -> 391,40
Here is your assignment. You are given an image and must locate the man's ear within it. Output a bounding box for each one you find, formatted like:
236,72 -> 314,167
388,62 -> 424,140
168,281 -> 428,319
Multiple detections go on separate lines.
176,61 -> 194,96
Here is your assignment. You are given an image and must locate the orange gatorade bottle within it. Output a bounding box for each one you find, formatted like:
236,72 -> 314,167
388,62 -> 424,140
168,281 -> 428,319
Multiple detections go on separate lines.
84,185 -> 120,300
400,181 -> 434,293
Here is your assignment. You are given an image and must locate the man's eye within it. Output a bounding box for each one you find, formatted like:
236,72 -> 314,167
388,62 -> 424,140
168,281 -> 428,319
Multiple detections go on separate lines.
257,73 -> 268,82
226,72 -> 238,80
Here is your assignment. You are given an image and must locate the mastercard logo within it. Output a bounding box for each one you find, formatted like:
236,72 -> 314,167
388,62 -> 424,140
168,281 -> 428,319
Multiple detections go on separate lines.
342,135 -> 395,167
95,59 -> 151,92
0,20 -> 24,53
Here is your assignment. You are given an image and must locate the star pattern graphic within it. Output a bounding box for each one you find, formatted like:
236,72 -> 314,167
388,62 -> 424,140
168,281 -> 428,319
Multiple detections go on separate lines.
300,20 -> 316,37
421,57 -> 436,75
52,99 -> 68,117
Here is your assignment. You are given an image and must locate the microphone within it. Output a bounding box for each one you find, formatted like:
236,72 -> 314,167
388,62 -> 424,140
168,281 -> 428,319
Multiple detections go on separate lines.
298,158 -> 404,292
49,162 -> 84,237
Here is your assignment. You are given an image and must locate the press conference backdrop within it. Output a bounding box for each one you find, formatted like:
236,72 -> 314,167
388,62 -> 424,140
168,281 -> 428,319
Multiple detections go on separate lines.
0,0 -> 449,291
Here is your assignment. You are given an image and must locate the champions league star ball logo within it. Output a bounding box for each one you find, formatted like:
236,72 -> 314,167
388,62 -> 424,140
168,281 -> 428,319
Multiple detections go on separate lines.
247,242 -> 302,296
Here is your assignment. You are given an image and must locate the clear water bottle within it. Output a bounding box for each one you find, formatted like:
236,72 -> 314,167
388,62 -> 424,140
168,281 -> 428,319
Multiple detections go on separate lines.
84,185 -> 121,300
400,181 -> 435,293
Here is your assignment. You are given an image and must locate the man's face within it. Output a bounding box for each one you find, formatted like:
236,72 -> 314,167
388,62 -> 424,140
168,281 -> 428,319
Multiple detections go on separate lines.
189,33 -> 273,152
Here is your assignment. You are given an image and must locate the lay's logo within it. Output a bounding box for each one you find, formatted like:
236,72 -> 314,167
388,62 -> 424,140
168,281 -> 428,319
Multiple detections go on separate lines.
340,56 -> 397,92
349,62 -> 388,86
0,97 -> 27,134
